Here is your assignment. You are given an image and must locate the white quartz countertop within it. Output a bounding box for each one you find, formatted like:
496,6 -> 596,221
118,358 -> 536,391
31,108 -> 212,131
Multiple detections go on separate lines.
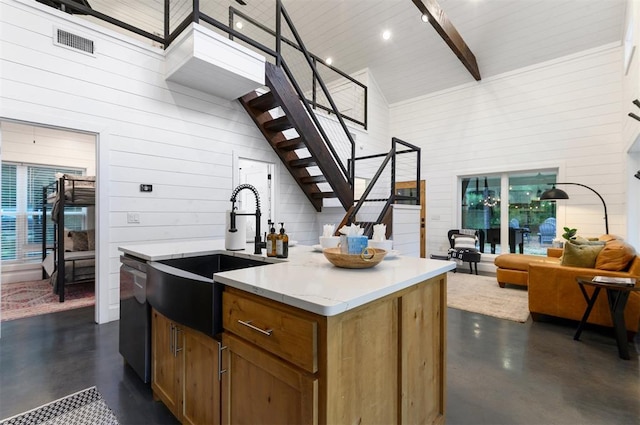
118,239 -> 455,316
119,239 -> 232,262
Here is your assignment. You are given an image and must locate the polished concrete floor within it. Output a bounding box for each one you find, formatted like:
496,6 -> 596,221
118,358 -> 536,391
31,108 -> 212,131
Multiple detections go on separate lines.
0,305 -> 638,424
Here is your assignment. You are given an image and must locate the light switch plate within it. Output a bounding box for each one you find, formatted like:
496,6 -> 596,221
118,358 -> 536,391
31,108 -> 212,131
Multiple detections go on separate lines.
127,212 -> 140,224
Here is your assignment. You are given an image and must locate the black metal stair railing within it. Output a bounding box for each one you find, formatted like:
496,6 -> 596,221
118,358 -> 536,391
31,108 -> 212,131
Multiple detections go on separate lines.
228,7 -> 367,130
344,138 -> 421,236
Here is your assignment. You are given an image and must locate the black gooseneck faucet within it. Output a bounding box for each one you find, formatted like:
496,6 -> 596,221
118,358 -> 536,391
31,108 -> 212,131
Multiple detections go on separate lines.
229,184 -> 266,254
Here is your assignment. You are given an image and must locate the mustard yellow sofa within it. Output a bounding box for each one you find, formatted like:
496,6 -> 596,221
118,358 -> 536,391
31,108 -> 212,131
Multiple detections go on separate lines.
495,238 -> 640,333
528,252 -> 640,333
494,249 -> 561,288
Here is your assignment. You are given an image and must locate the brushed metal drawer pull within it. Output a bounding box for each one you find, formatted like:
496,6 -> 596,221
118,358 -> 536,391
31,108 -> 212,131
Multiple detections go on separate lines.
174,326 -> 183,354
238,320 -> 273,336
218,344 -> 227,381
169,323 -> 175,356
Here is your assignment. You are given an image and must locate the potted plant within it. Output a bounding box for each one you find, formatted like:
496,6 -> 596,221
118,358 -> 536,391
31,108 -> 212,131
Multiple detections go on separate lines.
562,227 -> 577,241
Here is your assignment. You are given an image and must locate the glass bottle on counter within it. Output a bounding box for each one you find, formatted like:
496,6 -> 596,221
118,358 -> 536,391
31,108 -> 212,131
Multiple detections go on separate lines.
266,220 -> 277,257
276,222 -> 288,258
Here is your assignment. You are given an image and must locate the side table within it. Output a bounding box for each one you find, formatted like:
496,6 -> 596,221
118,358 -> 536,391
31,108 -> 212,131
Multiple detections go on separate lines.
574,276 -> 639,360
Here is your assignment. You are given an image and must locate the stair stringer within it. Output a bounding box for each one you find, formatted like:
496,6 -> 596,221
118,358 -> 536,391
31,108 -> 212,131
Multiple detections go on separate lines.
241,62 -> 354,212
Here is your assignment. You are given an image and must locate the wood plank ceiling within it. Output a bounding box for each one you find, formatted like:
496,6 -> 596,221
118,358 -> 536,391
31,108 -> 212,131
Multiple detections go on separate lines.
67,0 -> 626,104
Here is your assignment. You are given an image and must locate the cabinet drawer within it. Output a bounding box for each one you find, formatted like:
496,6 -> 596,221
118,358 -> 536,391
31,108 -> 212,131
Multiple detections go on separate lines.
223,290 -> 318,373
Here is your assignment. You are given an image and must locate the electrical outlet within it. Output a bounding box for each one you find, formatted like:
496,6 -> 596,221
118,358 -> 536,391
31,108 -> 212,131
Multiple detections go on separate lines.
127,212 -> 140,224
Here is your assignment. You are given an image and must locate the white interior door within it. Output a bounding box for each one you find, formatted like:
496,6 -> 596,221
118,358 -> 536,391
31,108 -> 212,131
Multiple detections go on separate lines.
236,158 -> 276,241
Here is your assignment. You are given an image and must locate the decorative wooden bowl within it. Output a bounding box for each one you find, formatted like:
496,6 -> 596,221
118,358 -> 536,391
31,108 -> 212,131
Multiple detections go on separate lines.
322,247 -> 387,269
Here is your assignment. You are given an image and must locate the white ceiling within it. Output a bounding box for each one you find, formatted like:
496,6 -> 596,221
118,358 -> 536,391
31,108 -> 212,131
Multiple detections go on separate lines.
76,0 -> 628,104
277,0 -> 627,104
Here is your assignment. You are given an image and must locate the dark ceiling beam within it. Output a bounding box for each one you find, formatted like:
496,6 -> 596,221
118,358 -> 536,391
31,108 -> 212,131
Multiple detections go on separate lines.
411,0 -> 481,81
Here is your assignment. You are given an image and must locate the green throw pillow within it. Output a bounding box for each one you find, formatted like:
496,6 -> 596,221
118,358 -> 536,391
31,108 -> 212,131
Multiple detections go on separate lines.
561,241 -> 604,268
572,236 -> 606,246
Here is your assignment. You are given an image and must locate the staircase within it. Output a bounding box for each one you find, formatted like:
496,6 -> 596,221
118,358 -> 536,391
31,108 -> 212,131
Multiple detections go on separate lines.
236,2 -> 420,238
240,63 -> 353,212
240,62 -> 420,238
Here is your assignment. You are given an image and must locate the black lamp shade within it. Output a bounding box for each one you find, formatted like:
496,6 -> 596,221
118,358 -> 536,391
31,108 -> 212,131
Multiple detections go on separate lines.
540,187 -> 569,200
540,182 -> 609,234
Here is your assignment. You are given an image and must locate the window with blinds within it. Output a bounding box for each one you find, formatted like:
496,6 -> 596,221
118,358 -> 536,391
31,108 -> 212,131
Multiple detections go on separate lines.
1,163 -> 84,264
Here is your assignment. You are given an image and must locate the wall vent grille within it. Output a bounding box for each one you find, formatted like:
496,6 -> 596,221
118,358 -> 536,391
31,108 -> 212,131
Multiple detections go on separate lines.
55,28 -> 95,55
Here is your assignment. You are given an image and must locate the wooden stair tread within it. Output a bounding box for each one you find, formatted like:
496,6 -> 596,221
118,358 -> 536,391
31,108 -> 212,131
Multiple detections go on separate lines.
311,192 -> 336,199
277,137 -> 306,151
247,91 -> 278,112
290,157 -> 317,168
263,116 -> 293,132
300,175 -> 327,184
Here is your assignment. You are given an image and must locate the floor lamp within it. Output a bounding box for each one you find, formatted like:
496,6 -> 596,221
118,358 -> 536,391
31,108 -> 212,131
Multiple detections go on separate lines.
540,182 -> 609,234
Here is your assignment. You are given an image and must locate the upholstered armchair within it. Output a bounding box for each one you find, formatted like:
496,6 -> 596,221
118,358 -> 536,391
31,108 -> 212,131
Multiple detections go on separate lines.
447,229 -> 484,274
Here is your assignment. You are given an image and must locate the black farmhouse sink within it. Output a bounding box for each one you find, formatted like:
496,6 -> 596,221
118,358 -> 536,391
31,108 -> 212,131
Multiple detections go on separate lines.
147,253 -> 271,336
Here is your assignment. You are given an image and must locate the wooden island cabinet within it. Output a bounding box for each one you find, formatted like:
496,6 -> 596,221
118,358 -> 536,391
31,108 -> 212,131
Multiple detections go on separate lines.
123,241 -> 454,425
221,273 -> 447,425
151,309 -> 222,425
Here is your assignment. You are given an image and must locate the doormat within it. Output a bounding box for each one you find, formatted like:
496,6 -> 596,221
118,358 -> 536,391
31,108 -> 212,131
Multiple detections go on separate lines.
0,386 -> 118,425
1,279 -> 94,322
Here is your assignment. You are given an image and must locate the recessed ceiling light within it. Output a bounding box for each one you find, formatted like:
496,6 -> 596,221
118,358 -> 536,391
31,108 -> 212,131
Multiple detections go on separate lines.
235,21 -> 244,30
421,14 -> 429,23
382,30 -> 391,41
325,57 -> 333,66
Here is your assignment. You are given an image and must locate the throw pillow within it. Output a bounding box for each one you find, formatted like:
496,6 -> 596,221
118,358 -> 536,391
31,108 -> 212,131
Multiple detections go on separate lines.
68,230 -> 89,251
595,240 -> 636,271
453,235 -> 476,250
561,241 -> 604,268
87,229 -> 95,251
63,228 -> 74,252
572,236 -> 606,246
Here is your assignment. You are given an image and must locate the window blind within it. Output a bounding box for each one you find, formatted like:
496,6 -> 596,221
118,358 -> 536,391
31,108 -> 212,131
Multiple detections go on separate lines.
1,163 -> 83,264
1,164 -> 17,261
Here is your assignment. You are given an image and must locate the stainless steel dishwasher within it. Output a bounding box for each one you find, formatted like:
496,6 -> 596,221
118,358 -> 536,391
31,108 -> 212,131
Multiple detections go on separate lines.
119,255 -> 151,383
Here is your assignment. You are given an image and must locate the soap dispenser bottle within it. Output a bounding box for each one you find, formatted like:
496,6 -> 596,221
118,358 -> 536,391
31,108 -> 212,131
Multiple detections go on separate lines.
266,220 -> 277,257
276,222 -> 289,258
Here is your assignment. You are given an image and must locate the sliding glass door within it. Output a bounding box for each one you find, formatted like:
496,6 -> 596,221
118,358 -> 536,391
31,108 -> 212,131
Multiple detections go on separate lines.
460,171 -> 557,255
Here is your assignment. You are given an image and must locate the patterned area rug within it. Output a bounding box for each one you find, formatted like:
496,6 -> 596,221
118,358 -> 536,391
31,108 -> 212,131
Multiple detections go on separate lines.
447,272 -> 530,322
0,386 -> 118,425
1,279 -> 94,322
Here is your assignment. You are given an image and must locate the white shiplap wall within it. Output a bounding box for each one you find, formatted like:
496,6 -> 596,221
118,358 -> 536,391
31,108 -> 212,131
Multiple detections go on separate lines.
0,0 -> 318,323
0,122 -> 95,174
353,68 -> 392,155
622,0 -> 640,249
390,44 -> 626,258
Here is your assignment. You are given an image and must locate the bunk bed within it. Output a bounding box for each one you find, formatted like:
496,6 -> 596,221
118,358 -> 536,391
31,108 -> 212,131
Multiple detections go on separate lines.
41,174 -> 96,302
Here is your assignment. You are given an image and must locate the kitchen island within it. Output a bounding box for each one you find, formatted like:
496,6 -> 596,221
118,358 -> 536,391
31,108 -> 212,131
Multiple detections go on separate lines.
118,240 -> 454,424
